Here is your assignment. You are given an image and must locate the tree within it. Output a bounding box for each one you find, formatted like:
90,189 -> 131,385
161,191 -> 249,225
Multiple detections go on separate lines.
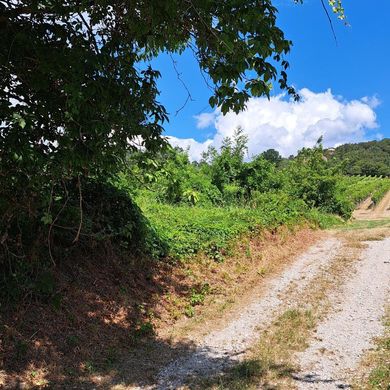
0,1 -> 345,186
238,155 -> 282,197
0,1 -> 346,258
201,127 -> 248,191
328,139 -> 390,177
0,1 -> 296,185
261,149 -> 283,165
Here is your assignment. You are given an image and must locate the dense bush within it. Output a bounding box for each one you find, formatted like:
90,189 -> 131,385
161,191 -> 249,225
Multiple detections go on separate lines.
0,179 -> 166,303
136,191 -> 339,260
284,142 -> 351,215
120,135 -> 390,262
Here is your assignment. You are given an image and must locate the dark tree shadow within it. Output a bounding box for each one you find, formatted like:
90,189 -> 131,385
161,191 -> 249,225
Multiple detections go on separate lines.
1,238 -> 204,389
292,373 -> 352,389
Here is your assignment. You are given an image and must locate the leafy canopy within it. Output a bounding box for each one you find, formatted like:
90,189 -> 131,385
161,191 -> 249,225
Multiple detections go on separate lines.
1,0 -> 346,187
0,0 -> 346,265
0,0 -> 297,185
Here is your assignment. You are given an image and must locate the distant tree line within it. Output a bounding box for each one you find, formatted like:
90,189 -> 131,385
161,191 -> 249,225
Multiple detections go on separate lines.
327,139 -> 390,177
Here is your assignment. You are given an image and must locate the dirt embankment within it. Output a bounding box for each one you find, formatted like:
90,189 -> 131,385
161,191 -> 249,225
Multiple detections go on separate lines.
353,190 -> 390,220
0,227 -> 323,389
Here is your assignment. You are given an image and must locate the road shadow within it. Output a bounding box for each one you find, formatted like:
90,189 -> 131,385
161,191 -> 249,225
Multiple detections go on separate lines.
292,373 -> 352,389
190,357 -> 296,390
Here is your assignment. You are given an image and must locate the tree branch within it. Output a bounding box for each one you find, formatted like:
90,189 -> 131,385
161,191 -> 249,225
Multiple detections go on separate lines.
320,0 -> 338,45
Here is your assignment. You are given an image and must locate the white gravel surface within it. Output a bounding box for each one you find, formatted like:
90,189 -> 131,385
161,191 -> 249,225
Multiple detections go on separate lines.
155,238 -> 342,389
293,237 -> 390,389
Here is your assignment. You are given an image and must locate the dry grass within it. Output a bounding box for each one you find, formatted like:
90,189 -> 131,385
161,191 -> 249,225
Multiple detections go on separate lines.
4,221 -> 387,388
0,227 -> 322,389
201,309 -> 316,390
158,227 -> 323,342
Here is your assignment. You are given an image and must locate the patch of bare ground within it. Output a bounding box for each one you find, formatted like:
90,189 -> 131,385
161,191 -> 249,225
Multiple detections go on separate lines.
353,191 -> 390,220
0,226 -> 322,389
352,197 -> 375,220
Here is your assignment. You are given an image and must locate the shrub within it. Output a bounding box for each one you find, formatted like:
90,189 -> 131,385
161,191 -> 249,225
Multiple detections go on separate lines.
0,178 -> 166,304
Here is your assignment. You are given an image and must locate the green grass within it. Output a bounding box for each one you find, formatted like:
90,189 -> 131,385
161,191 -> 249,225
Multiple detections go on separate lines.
336,218 -> 390,231
136,192 -> 341,260
364,308 -> 390,389
132,175 -> 390,261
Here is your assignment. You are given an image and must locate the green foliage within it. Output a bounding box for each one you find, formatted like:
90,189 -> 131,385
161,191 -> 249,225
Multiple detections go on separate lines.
185,283 -> 211,317
337,175 -> 390,206
120,135 -> 389,263
295,0 -> 346,21
189,283 -> 211,306
261,148 -> 283,165
328,139 -> 390,177
284,141 -> 353,218
1,0 -> 298,217
136,191 -> 334,260
1,0 -> 306,298
201,127 -> 249,193
238,155 -> 284,197
1,0 -> 352,307
0,180 -> 166,304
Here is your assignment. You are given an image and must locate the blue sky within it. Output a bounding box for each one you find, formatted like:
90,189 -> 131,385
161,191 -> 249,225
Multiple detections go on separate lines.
152,0 -> 390,158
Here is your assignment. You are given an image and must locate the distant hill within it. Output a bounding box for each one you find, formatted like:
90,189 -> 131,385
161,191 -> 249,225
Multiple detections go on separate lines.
327,139 -> 390,177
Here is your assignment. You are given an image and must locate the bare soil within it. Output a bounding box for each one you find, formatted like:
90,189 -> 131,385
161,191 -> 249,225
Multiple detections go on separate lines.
353,191 -> 390,220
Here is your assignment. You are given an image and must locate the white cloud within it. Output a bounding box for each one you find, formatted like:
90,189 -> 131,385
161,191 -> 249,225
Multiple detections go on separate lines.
193,112 -> 217,129
168,136 -> 213,161
361,95 -> 381,108
170,88 -> 379,160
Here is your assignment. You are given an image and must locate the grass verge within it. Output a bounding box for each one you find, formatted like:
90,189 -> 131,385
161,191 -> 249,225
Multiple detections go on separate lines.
137,194 -> 342,260
356,307 -> 390,390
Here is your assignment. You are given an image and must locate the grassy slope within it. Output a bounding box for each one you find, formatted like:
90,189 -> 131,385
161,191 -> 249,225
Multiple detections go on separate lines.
136,176 -> 390,261
137,194 -> 340,260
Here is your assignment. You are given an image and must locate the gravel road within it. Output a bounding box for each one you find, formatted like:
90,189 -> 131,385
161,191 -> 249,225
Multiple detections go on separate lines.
292,237 -> 390,389
156,238 -> 342,389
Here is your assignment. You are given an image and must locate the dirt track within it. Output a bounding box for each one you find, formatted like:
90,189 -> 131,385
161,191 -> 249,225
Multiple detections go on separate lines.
293,237 -> 390,389
149,194 -> 390,389
156,239 -> 342,388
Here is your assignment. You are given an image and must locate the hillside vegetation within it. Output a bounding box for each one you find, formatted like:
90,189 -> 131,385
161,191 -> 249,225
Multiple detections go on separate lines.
118,131 -> 390,261
328,138 -> 390,176
2,131 -> 390,387
3,132 -> 390,303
